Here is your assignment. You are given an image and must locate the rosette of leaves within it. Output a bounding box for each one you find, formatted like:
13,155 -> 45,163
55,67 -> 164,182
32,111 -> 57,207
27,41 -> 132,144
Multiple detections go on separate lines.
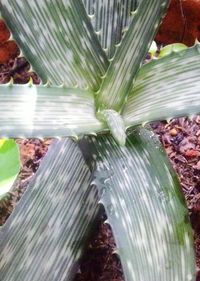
0,0 -> 199,280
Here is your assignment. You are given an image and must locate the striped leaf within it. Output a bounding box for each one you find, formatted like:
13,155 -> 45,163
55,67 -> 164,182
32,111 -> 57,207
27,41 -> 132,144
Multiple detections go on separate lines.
96,0 -> 169,111
0,84 -> 106,138
123,44 -> 200,127
97,109 -> 126,146
0,0 -> 108,90
83,0 -> 140,59
79,129 -> 195,281
0,139 -> 99,281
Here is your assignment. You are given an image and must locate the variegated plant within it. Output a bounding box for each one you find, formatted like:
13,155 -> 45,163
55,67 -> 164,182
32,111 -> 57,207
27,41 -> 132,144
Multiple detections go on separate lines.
0,1 -> 199,280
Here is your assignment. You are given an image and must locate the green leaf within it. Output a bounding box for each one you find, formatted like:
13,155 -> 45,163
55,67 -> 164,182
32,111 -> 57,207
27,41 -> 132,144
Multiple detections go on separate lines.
159,43 -> 188,58
97,109 -> 126,146
0,139 -> 20,198
0,84 -> 106,138
0,139 -> 100,280
123,44 -> 200,127
148,41 -> 158,56
83,0 -> 139,59
0,0 -> 108,90
79,129 -> 195,281
96,0 -> 169,111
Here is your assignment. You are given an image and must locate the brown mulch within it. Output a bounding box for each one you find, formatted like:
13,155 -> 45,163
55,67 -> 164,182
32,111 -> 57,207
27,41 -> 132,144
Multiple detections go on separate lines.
153,119 -> 200,280
0,57 -> 40,84
75,221 -> 124,281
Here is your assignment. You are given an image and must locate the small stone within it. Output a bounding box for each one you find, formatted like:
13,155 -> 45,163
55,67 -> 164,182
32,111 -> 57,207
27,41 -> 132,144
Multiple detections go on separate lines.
184,150 -> 200,158
193,161 -> 200,170
169,128 -> 178,136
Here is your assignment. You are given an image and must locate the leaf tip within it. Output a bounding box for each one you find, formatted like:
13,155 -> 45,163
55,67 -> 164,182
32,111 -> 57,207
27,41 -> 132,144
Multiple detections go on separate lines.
97,109 -> 126,146
108,57 -> 114,62
37,137 -> 45,141
194,39 -> 200,53
130,10 -> 137,16
55,136 -> 62,141
60,82 -> 68,89
88,13 -> 95,19
71,134 -> 79,142
166,117 -> 172,124
141,121 -> 149,128
7,77 -> 14,87
44,80 -> 51,87
28,77 -> 33,87
18,49 -> 24,58
88,132 -> 97,137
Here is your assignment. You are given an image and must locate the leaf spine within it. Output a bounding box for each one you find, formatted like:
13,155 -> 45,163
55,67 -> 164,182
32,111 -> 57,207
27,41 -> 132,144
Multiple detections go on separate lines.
7,77 -> 14,87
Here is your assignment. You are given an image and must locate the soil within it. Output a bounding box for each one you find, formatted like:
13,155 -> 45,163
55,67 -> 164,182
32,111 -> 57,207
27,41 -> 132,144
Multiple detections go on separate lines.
1,5 -> 200,280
